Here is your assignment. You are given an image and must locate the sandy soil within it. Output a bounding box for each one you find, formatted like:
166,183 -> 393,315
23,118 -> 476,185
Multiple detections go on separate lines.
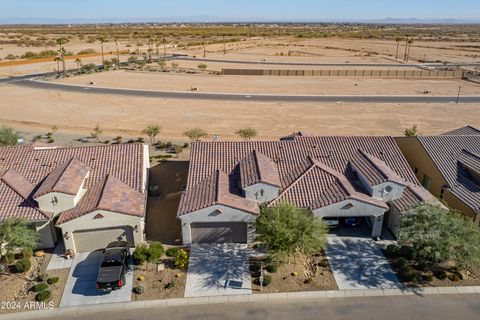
54,70 -> 480,96
0,83 -> 479,141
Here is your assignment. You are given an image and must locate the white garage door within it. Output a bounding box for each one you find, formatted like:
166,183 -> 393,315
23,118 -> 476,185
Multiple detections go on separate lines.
73,226 -> 134,252
191,222 -> 247,243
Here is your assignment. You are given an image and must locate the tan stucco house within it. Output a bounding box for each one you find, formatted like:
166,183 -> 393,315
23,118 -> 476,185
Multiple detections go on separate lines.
177,135 -> 438,244
395,125 -> 480,224
0,142 -> 149,253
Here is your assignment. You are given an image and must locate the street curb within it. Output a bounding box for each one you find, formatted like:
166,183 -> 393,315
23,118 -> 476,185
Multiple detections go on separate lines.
2,286 -> 480,319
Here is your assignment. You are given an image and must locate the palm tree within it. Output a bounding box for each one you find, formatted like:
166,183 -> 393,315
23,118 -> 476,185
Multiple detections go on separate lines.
403,38 -> 409,61
147,35 -> 155,62
56,37 -> 68,77
161,38 -> 167,60
406,39 -> 414,62
54,56 -> 61,74
75,58 -> 82,70
98,35 -> 107,67
155,38 -> 160,56
202,33 -> 207,58
395,37 -> 402,60
113,36 -> 121,69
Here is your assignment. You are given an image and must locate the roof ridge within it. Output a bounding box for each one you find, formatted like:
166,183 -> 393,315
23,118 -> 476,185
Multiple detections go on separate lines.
0,169 -> 33,199
356,149 -> 388,180
95,174 -> 111,210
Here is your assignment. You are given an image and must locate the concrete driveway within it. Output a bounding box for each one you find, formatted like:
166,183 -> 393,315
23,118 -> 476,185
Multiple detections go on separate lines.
185,244 -> 252,297
325,235 -> 401,290
59,250 -> 133,307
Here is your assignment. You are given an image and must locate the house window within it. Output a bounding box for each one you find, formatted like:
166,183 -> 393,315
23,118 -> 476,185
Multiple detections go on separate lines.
439,188 -> 445,200
422,175 -> 432,189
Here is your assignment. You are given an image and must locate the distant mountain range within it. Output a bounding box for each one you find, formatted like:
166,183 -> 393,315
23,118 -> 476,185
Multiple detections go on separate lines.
1,16 -> 479,25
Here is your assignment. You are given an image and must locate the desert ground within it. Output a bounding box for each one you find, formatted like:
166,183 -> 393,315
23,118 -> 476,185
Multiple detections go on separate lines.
0,26 -> 479,143
54,70 -> 479,96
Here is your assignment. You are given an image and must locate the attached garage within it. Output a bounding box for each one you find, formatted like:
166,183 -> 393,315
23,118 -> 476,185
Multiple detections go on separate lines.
72,226 -> 134,252
190,222 -> 247,244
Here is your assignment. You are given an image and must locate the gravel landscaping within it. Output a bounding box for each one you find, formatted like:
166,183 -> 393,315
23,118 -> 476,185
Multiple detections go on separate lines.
250,252 -> 337,294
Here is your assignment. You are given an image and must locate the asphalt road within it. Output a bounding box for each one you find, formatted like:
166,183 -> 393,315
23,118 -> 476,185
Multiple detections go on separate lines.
11,79 -> 480,103
12,294 -> 480,320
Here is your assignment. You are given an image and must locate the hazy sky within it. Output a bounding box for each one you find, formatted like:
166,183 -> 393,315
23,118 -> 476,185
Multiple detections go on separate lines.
1,0 -> 479,20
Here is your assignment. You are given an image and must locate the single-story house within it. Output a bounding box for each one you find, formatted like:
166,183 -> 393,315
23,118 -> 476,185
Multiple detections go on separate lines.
177,136 -> 438,245
395,125 -> 480,223
0,142 -> 149,253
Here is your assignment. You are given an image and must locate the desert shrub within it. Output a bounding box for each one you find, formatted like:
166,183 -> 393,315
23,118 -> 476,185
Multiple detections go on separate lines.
1,252 -> 15,264
173,249 -> 188,269
304,278 -> 313,284
15,259 -> 31,273
448,273 -> 460,282
249,264 -> 260,273
318,259 -> 329,268
21,248 -> 33,259
399,246 -> 416,261
385,244 -> 400,258
31,283 -> 48,292
416,260 -> 429,271
434,269 -> 448,280
133,244 -> 149,265
77,48 -> 96,55
198,63 -> 208,70
263,275 -> 272,286
422,273 -> 433,282
47,277 -> 59,285
166,247 -> 180,257
37,273 -> 49,282
133,285 -> 145,294
164,281 -> 175,289
266,265 -> 278,273
147,242 -> 164,262
399,266 -> 416,282
394,257 -> 408,268
35,290 -> 51,302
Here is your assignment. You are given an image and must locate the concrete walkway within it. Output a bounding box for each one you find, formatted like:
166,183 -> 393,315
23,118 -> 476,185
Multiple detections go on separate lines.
325,235 -> 401,290
185,244 -> 252,297
46,242 -> 73,270
59,251 -> 133,307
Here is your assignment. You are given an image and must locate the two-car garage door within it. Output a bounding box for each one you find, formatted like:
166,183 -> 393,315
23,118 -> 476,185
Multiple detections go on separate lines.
73,226 -> 134,252
191,222 -> 247,244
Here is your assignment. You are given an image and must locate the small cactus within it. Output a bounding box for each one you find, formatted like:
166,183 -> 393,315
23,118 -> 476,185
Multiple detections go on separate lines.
134,285 -> 145,294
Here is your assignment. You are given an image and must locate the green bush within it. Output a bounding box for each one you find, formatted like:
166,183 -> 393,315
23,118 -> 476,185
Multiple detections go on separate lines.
47,277 -> 59,285
35,290 -> 51,302
394,257 -> 408,268
416,260 -> 429,271
31,283 -> 48,292
448,274 -> 460,282
304,278 -> 313,284
15,259 -> 31,273
133,285 -> 145,294
173,249 -> 188,269
133,244 -> 149,265
164,281 -> 175,289
318,259 -> 329,268
166,247 -> 180,257
37,273 -> 49,282
263,275 -> 272,286
385,244 -> 400,258
434,269 -> 448,280
250,264 -> 260,273
265,265 -> 278,273
147,242 -> 164,262
399,266 -> 416,282
399,246 -> 416,261
1,253 -> 15,264
422,273 -> 433,282
21,248 -> 33,259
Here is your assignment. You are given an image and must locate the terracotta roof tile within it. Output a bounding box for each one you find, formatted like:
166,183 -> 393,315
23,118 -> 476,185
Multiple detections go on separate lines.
239,150 -> 281,188
442,125 -> 480,136
350,150 -> 407,187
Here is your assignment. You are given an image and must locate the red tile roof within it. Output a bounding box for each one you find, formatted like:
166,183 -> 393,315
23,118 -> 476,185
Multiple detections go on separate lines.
178,170 -> 260,216
350,150 -> 407,187
0,143 -> 145,222
239,150 -> 281,188
56,174 -> 145,224
442,125 -> 480,136
180,137 -> 428,216
0,169 -> 51,221
34,157 -> 90,198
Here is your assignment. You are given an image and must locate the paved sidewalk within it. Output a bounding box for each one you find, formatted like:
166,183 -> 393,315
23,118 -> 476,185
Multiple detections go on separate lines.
47,242 -> 73,270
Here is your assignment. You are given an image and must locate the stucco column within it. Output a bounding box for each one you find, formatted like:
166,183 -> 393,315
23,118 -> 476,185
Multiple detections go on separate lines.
371,214 -> 384,238
181,220 -> 191,245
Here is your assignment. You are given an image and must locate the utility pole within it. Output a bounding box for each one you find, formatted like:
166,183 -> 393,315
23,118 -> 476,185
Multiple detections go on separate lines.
456,86 -> 462,104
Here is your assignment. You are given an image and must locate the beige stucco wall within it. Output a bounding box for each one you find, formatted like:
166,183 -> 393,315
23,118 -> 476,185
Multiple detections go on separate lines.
179,205 -> 257,245
35,220 -> 56,249
58,210 -> 145,253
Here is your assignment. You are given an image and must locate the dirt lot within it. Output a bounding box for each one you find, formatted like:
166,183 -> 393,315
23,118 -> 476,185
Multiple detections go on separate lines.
132,256 -> 187,300
145,161 -> 188,245
250,252 -> 337,293
0,83 -> 479,141
54,69 -> 479,96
